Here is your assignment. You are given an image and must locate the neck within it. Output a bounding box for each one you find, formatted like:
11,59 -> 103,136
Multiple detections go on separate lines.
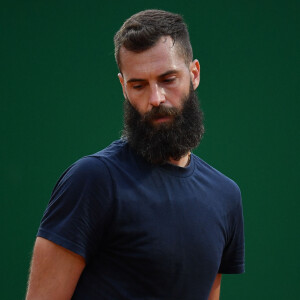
168,152 -> 191,168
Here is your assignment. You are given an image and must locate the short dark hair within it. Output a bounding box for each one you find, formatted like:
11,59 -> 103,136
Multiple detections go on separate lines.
114,9 -> 193,71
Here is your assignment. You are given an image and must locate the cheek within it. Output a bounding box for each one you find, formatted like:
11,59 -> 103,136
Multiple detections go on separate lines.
168,88 -> 188,108
168,77 -> 191,103
126,95 -> 148,116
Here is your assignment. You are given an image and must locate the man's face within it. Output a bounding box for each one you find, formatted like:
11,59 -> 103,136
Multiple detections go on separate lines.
118,36 -> 204,164
118,36 -> 200,122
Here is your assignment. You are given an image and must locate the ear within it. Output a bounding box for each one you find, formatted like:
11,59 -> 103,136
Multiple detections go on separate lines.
118,73 -> 127,99
189,59 -> 200,90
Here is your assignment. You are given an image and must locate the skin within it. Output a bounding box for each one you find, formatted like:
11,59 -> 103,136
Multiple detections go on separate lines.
208,273 -> 222,300
26,36 -> 221,300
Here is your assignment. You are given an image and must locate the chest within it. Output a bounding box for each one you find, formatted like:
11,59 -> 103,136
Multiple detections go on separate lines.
103,172 -> 228,275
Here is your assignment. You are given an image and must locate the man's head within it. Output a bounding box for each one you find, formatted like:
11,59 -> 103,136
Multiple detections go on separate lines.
114,9 -> 204,164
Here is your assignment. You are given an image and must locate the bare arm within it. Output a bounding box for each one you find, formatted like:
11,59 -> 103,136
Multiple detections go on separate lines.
208,273 -> 222,300
26,237 -> 86,300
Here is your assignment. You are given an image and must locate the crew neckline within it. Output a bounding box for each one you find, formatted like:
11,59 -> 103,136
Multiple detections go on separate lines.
122,139 -> 196,178
159,154 -> 195,177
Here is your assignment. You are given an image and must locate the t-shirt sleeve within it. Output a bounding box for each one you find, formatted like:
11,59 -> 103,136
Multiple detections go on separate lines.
37,156 -> 114,262
218,185 -> 245,274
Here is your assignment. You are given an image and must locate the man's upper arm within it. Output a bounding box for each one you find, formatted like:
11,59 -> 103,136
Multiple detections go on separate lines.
208,273 -> 222,300
26,237 -> 86,300
218,184 -> 245,274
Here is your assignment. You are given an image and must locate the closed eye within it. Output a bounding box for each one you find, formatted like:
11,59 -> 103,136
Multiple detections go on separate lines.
132,84 -> 144,90
163,77 -> 176,83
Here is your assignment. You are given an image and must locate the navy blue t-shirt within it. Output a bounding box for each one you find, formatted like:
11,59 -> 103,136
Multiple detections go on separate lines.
38,139 -> 245,299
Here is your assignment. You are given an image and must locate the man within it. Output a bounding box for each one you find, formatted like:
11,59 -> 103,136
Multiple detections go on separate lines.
26,9 -> 244,300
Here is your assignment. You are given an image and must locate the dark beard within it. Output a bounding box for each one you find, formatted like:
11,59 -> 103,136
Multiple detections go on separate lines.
122,85 -> 205,165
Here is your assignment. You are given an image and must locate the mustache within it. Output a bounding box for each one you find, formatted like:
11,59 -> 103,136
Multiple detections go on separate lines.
142,105 -> 180,122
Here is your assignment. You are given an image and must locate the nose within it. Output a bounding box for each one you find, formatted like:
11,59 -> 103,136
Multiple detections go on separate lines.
149,84 -> 165,107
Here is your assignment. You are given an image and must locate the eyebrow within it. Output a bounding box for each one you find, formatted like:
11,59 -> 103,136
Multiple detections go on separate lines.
126,69 -> 179,84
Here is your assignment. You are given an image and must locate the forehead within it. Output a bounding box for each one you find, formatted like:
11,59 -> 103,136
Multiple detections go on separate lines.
119,36 -> 187,80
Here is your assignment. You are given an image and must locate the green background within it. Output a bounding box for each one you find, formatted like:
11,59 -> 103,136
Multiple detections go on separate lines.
1,0 -> 299,299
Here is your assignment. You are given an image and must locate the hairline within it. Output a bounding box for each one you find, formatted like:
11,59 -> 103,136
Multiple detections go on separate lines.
117,35 -> 192,73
